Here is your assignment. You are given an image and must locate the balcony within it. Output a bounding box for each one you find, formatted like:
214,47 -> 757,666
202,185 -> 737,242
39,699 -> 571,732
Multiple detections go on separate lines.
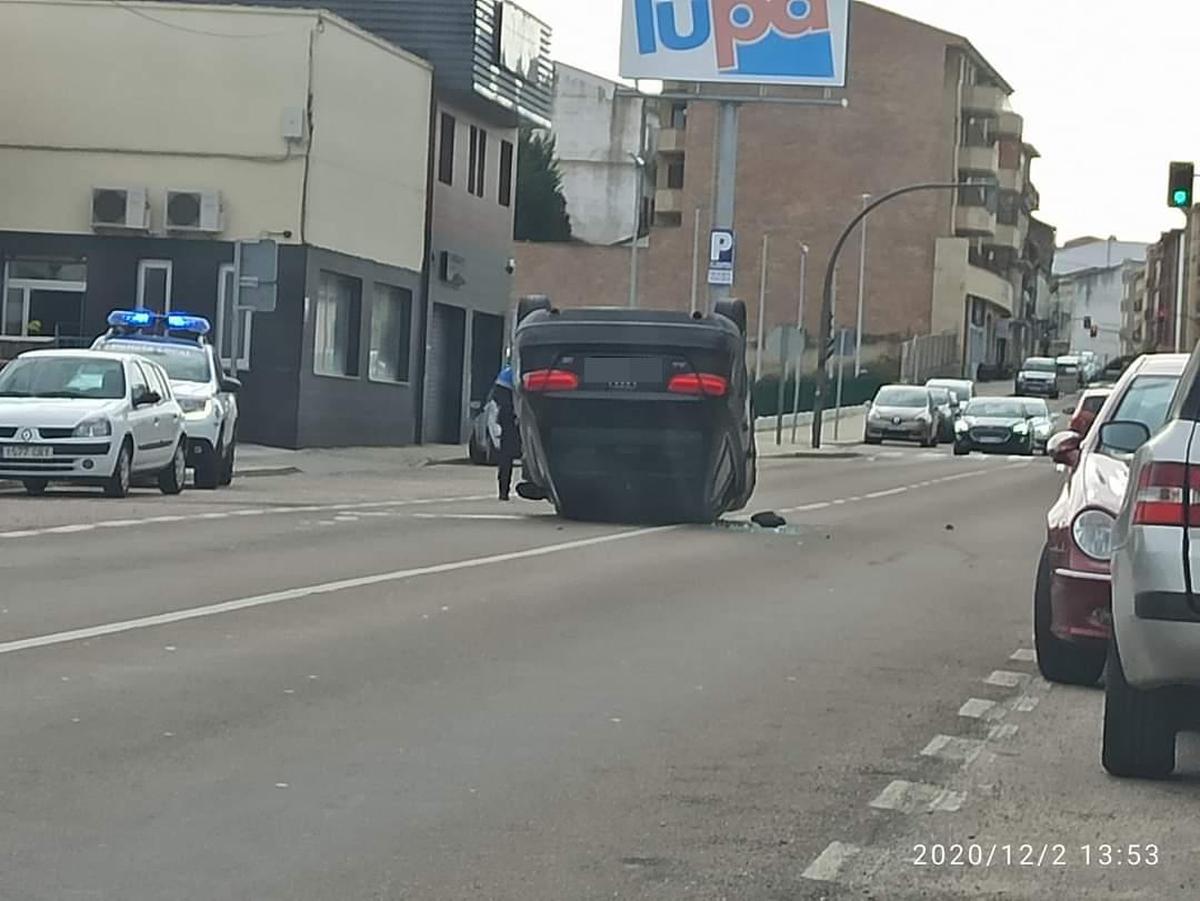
655,187 -> 683,214
960,143 -> 999,173
955,205 -> 996,236
997,109 -> 1024,138
993,223 -> 1023,251
998,168 -> 1023,192
964,84 -> 1006,113
967,263 -> 1015,316
657,127 -> 684,153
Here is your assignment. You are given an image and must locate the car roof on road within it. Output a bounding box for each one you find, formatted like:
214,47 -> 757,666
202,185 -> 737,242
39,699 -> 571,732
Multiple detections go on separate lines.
19,349 -> 133,364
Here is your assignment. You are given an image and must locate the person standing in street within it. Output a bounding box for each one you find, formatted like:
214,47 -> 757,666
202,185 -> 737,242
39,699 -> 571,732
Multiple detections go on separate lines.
488,365 -> 520,501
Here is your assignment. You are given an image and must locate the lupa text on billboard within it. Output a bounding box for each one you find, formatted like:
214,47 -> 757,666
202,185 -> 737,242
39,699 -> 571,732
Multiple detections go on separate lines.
620,0 -> 850,86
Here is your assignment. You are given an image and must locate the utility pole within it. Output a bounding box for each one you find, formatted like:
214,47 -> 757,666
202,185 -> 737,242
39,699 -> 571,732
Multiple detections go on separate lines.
790,244 -> 809,443
855,193 -> 870,376
755,234 -> 769,383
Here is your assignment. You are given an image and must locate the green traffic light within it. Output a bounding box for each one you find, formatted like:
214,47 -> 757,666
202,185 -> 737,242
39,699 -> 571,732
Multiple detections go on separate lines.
1174,189 -> 1191,207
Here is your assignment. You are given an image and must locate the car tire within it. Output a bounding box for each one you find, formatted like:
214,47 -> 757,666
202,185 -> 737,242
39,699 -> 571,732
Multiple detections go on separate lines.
1033,546 -> 1106,685
468,433 -> 488,465
1102,642 -> 1177,779
953,444 -> 969,456
863,434 -> 882,446
103,441 -> 133,499
194,441 -> 221,490
158,440 -> 187,496
22,478 -> 48,496
219,438 -> 235,487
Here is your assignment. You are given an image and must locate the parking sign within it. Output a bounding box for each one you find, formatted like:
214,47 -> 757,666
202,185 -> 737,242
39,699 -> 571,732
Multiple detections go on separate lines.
708,228 -> 736,286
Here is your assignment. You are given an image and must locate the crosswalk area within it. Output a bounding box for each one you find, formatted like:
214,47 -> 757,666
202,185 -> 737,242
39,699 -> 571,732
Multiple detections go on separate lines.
867,448 -> 1053,466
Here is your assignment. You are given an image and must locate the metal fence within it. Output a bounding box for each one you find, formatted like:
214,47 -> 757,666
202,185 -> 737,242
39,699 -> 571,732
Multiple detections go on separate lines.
900,332 -> 960,384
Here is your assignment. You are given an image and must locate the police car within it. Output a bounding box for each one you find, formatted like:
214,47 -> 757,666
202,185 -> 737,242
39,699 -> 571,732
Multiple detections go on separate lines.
92,310 -> 240,489
0,348 -> 187,497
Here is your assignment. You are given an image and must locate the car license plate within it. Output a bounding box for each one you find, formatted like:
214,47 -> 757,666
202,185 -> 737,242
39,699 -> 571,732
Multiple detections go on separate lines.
584,356 -> 663,387
2,445 -> 52,459
979,436 -> 1003,444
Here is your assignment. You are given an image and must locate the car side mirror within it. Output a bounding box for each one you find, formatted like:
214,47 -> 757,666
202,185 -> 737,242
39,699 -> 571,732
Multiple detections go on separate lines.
220,376 -> 242,394
1047,430 -> 1082,467
134,389 -> 160,407
1099,420 -> 1151,455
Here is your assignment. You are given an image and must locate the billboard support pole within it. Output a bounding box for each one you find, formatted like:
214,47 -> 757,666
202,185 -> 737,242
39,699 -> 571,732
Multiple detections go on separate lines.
708,101 -> 740,311
230,241 -> 242,376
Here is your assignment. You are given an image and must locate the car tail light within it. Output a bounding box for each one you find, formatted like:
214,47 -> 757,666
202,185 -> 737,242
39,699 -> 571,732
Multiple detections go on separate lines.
522,369 -> 580,392
667,373 -> 728,397
1132,462 -> 1200,526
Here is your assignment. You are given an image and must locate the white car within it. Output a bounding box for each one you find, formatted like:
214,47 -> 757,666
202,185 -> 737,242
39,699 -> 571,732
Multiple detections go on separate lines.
93,311 -> 239,488
0,349 -> 186,497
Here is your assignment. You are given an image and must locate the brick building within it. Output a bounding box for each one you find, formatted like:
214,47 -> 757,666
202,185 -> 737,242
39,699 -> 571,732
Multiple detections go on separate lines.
518,2 -> 1050,379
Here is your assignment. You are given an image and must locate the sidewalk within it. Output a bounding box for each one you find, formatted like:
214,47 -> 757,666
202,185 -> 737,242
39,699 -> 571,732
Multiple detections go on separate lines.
755,405 -> 867,459
233,442 -> 468,478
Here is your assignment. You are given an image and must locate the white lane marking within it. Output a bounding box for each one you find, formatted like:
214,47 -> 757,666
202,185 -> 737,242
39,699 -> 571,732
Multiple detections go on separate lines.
0,526 -> 675,657
988,723 -> 1020,741
832,499 -> 846,506
802,841 -> 861,882
0,494 -> 494,541
783,501 -> 831,513
1009,648 -> 1037,662
984,670 -> 1029,689
920,734 -> 985,764
870,779 -> 965,813
1014,695 -> 1040,713
864,487 -> 907,499
411,513 -> 526,521
958,698 -> 997,719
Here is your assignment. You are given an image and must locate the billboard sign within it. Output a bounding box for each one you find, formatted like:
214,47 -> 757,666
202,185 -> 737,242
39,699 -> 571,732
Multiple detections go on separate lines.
620,0 -> 850,86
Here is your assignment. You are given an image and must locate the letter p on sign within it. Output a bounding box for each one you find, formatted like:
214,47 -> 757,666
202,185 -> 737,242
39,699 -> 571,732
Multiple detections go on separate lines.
710,228 -> 735,267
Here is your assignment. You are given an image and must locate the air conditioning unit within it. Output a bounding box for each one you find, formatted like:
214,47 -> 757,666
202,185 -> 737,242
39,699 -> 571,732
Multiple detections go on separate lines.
165,190 -> 223,233
91,187 -> 149,231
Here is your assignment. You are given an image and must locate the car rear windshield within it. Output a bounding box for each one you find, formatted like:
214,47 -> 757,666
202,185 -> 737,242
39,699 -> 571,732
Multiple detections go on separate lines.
0,357 -> 126,399
1107,375 -> 1180,438
103,341 -> 210,383
964,399 -> 1026,418
1022,358 -> 1056,372
875,386 -> 928,407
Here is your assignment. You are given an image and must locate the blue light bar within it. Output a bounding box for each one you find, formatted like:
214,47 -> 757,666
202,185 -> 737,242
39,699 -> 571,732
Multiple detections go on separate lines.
108,309 -> 153,328
165,313 -> 211,335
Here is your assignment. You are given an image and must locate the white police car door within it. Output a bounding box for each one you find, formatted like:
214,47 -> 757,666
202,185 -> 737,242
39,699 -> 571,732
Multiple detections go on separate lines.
127,361 -> 170,469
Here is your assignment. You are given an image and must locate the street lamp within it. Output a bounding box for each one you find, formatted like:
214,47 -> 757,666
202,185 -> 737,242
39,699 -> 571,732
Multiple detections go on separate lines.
628,152 -> 646,309
790,243 -> 809,443
855,193 -> 870,376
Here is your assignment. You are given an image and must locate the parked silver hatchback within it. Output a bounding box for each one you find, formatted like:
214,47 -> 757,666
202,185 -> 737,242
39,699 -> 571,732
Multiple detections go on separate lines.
1107,347 -> 1200,777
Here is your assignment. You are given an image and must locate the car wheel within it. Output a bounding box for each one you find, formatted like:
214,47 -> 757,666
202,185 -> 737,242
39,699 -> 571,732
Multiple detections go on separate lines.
22,478 -> 48,496
1033,547 -> 1106,685
194,441 -> 221,490
219,439 -> 235,487
104,442 -> 133,498
158,440 -> 187,496
1102,642 -> 1177,779
953,444 -> 969,456
863,434 -> 882,446
468,433 -> 488,465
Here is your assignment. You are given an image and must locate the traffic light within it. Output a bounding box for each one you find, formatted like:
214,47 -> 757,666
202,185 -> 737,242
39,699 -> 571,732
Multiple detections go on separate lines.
1168,162 -> 1194,209
1083,316 -> 1092,330
1091,325 -> 1099,338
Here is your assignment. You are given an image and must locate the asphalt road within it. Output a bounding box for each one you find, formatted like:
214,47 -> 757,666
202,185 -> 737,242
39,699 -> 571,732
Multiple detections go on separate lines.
1,437 -> 1194,900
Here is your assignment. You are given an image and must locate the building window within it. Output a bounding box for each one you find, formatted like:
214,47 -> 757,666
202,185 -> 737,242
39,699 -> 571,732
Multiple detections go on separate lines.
666,158 -> 686,190
137,260 -> 172,312
216,263 -> 252,371
314,270 -> 362,378
2,258 -> 87,339
369,283 -> 413,384
438,113 -> 456,186
499,139 -> 514,208
468,125 -> 487,198
668,101 -> 688,130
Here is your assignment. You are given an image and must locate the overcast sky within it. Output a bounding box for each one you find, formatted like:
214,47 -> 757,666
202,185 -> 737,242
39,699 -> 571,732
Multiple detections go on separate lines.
520,0 -> 1200,246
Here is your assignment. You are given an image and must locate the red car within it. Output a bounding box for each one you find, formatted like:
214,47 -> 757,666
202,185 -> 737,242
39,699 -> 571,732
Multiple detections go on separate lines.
1036,354 -> 1189,685
1067,387 -> 1112,438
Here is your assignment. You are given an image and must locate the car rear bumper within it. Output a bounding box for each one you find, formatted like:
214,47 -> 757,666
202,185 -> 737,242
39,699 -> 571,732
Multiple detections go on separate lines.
0,440 -> 119,481
1050,567 -> 1112,644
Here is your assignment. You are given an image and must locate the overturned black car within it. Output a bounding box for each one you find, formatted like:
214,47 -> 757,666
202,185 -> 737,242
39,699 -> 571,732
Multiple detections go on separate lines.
511,298 -> 757,523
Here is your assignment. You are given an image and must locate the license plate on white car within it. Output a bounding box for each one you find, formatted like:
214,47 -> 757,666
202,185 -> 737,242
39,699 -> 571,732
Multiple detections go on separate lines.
2,445 -> 52,459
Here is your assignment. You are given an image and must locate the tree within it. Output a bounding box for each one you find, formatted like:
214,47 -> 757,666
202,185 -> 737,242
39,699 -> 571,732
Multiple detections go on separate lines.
514,127 -> 572,242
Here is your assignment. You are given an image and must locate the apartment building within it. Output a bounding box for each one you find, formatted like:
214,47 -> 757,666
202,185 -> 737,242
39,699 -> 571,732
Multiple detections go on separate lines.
0,0 -> 432,447
1054,238 -> 1147,364
517,2 -> 1051,380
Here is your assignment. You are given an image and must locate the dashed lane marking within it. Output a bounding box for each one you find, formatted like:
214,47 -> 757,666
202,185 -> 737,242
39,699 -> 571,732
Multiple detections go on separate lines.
958,697 -> 998,719
1014,695 -> 1041,713
0,494 -> 493,541
1009,648 -> 1037,662
920,734 -> 985,764
0,525 -> 676,657
987,723 -> 1020,741
802,841 -> 861,883
984,670 -> 1029,688
869,779 -> 966,813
